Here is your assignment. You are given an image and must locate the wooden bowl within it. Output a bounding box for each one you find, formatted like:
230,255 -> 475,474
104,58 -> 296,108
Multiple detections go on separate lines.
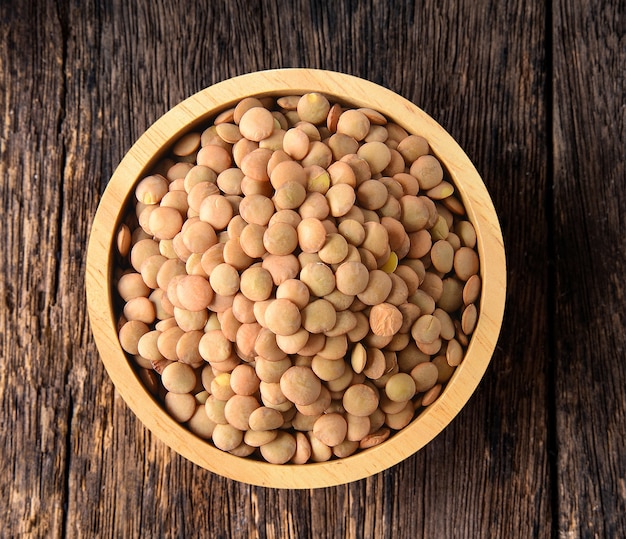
86,68 -> 506,488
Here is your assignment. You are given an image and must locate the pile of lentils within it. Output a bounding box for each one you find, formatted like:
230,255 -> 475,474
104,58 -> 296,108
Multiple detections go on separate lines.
114,92 -> 481,464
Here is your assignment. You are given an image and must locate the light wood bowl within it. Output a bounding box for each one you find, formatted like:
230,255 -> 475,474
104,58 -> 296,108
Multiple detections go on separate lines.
86,68 -> 506,488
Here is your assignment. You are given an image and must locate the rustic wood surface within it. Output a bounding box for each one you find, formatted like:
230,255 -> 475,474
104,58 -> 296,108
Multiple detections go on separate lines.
0,0 -> 623,537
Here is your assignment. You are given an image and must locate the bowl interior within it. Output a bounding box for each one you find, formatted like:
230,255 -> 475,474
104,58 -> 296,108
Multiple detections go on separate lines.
86,68 -> 506,488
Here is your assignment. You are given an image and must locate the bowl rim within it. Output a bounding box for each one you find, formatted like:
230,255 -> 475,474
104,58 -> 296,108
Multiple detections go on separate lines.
86,68 -> 506,489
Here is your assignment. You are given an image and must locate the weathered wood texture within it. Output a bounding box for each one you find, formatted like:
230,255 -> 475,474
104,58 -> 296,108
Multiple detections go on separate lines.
0,0 -> 622,537
552,1 -> 626,537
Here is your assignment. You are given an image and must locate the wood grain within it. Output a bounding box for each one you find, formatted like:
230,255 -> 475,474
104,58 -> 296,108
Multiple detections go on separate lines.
1,0 -> 622,536
552,1 -> 626,536
0,2 -> 69,536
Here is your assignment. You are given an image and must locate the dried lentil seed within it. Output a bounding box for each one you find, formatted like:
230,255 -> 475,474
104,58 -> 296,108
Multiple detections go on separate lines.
369,303 -> 403,337
116,93 -> 485,464
463,274 -> 482,305
264,298 -> 302,336
161,362 -> 196,394
165,392 -> 197,422
280,366 -> 322,406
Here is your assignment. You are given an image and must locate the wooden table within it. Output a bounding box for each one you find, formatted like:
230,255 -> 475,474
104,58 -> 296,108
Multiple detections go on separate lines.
1,1 -> 624,537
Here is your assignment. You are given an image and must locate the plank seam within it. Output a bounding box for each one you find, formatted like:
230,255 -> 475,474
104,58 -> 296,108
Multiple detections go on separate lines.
544,0 -> 559,537
53,0 -> 72,537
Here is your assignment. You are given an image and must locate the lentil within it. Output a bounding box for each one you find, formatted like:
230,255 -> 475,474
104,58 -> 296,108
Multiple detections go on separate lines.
115,92 -> 483,464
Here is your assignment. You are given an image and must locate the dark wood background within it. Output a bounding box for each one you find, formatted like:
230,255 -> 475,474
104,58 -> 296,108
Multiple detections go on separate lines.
1,1 -> 624,537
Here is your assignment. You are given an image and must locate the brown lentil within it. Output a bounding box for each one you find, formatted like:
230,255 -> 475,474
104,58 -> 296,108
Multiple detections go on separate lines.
115,92 -> 483,464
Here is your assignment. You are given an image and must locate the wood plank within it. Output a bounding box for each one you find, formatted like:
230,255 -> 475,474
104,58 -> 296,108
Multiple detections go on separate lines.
552,0 -> 626,536
396,1 -> 553,537
0,1 -> 72,537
